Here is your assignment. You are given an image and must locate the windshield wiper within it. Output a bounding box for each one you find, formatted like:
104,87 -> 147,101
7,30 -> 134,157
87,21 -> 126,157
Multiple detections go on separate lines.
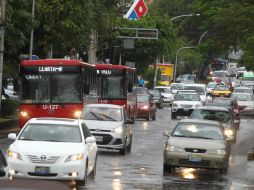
19,138 -> 35,141
173,135 -> 190,138
97,113 -> 117,121
191,136 -> 214,140
90,111 -> 105,121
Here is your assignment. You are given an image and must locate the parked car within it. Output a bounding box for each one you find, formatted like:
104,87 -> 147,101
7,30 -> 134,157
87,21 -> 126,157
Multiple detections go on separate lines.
80,104 -> 133,155
171,90 -> 202,119
231,93 -> 254,115
154,86 -> 174,105
211,85 -> 232,97
148,89 -> 164,109
163,119 -> 231,174
190,106 -> 238,142
7,118 -> 97,187
182,83 -> 207,103
136,94 -> 157,121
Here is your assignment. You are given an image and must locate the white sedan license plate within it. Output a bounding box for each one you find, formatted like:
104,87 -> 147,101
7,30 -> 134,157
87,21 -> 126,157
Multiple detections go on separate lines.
35,166 -> 50,174
95,136 -> 103,142
188,155 -> 201,162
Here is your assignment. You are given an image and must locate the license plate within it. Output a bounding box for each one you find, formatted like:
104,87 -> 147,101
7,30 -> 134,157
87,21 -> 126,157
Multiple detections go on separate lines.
95,136 -> 103,142
35,167 -> 50,174
183,108 -> 189,111
188,155 -> 201,162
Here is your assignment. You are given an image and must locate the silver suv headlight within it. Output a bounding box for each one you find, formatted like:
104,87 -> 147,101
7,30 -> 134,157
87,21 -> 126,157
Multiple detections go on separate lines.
113,126 -> 123,134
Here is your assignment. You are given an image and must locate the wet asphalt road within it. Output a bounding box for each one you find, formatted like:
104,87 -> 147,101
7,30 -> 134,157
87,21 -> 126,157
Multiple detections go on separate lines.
1,107 -> 254,190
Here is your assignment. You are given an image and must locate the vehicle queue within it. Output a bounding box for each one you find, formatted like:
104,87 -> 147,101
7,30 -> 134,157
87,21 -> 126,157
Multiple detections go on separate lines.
0,60 -> 254,188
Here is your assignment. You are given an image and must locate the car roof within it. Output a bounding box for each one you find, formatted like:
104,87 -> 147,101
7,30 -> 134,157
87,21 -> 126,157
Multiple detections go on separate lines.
179,118 -> 221,126
28,118 -> 79,126
195,106 -> 229,111
85,104 -> 122,109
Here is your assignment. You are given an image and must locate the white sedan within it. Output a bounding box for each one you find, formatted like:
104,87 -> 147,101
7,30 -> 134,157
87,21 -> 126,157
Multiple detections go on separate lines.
7,118 -> 97,187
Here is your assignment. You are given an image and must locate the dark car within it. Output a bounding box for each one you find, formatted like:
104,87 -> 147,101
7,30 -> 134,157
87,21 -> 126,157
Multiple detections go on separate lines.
0,146 -> 8,178
190,106 -> 238,142
205,97 -> 240,128
148,89 -> 163,109
136,94 -> 157,120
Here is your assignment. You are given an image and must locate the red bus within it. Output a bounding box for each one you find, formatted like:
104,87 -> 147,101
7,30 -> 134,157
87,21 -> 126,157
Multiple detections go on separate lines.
19,59 -> 97,128
96,64 -> 137,121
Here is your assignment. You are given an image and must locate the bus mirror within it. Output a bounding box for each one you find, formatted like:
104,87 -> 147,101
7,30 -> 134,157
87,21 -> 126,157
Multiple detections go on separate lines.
84,83 -> 90,94
128,83 -> 133,93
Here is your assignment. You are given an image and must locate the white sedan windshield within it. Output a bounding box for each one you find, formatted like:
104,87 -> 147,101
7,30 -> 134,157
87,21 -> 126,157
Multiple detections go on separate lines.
19,124 -> 82,143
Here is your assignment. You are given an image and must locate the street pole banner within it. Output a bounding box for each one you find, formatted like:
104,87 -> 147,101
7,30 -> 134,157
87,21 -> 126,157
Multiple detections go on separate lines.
123,0 -> 148,20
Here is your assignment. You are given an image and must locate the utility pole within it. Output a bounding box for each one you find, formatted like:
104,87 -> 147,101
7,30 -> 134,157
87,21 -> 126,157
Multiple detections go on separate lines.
29,0 -> 35,60
153,57 -> 159,88
0,0 -> 5,114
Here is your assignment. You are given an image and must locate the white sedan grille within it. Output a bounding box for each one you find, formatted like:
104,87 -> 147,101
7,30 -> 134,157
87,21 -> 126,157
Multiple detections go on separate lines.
27,155 -> 60,164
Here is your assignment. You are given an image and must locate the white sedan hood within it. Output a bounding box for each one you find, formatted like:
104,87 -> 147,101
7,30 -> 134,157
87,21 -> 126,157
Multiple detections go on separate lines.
161,93 -> 173,98
10,141 -> 84,155
82,120 -> 122,130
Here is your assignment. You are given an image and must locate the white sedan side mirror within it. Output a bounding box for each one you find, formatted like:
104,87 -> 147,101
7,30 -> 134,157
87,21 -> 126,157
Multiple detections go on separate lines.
8,133 -> 17,141
86,136 -> 96,144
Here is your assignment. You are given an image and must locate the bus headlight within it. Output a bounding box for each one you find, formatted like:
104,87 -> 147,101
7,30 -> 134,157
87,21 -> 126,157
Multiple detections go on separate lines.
20,111 -> 28,118
74,111 -> 82,118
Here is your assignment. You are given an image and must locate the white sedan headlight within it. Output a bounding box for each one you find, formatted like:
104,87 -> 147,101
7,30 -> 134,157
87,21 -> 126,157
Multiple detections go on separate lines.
113,126 -> 123,134
65,153 -> 84,162
165,145 -> 184,152
207,149 -> 226,155
7,150 -> 22,160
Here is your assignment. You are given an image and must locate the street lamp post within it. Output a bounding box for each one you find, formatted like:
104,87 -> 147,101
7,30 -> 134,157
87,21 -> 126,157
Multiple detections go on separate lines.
171,13 -> 200,21
29,0 -> 35,60
173,46 -> 196,82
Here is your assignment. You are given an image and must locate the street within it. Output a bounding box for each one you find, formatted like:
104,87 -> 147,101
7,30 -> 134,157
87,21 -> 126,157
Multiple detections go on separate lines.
1,107 -> 254,190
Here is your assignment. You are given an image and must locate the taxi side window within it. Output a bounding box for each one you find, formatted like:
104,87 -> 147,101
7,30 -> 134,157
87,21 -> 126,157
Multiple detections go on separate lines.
81,123 -> 92,139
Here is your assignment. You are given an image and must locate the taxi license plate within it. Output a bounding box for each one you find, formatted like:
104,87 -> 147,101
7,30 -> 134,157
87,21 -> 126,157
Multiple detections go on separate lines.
35,167 -> 50,174
188,155 -> 201,162
95,136 -> 103,142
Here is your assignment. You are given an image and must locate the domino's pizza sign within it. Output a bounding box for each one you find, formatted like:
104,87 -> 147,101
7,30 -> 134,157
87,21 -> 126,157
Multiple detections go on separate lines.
123,0 -> 148,20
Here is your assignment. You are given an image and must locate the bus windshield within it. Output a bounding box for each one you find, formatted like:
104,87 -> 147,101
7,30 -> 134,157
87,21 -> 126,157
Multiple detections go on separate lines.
21,74 -> 82,104
100,76 -> 126,99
